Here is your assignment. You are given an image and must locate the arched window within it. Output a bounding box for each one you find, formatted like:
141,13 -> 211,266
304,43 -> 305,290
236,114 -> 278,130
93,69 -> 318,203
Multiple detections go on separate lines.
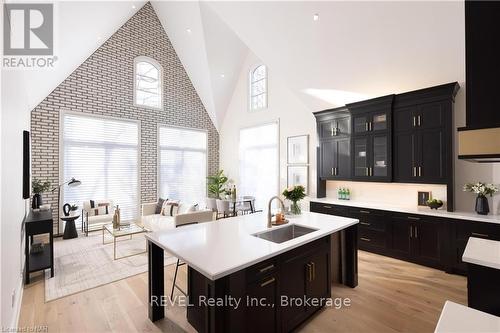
134,56 -> 162,109
249,64 -> 267,111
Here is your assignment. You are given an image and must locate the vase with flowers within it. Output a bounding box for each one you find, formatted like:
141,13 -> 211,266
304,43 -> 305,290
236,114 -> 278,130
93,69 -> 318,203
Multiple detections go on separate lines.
282,185 -> 306,215
463,182 -> 498,215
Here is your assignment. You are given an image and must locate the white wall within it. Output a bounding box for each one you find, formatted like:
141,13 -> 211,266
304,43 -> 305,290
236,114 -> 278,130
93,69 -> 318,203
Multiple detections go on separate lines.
219,51 -> 316,207
1,69 -> 31,328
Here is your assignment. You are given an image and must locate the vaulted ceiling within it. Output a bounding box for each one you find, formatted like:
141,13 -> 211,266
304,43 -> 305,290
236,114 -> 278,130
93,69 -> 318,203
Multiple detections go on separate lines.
11,1 -> 464,131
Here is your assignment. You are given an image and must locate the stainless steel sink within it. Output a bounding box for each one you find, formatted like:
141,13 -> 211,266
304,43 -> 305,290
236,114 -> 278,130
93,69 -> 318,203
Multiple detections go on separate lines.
253,224 -> 318,244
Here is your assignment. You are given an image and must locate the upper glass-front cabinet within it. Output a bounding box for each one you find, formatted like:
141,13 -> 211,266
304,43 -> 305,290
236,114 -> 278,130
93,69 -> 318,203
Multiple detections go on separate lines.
353,113 -> 388,134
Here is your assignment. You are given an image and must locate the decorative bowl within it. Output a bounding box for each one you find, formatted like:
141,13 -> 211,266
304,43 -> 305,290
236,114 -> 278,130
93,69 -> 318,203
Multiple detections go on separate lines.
428,201 -> 443,210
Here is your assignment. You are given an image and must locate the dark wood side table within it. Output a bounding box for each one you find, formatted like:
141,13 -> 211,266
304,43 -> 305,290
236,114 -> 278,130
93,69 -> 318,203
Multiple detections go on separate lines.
62,215 -> 80,239
24,209 -> 54,284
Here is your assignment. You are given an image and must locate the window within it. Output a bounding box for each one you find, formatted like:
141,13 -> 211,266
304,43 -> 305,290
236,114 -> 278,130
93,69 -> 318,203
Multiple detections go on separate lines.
134,56 -> 162,109
158,126 -> 207,205
249,64 -> 267,110
62,113 -> 139,221
239,122 -> 278,209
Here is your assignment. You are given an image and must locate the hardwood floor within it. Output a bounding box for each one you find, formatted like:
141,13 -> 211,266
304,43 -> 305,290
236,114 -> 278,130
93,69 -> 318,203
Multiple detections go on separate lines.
19,251 -> 466,333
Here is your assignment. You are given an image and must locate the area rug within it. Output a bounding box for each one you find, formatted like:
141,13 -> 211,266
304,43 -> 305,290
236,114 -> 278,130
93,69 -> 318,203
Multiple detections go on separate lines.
45,231 -> 176,301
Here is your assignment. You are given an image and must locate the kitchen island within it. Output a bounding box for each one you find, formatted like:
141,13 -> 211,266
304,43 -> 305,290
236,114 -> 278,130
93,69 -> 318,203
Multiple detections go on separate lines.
145,211 -> 359,333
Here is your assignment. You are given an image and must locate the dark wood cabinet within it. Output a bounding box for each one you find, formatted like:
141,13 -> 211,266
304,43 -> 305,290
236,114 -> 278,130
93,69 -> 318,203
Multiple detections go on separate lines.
311,202 -> 446,271
186,236 -> 332,333
279,239 -> 330,332
347,95 -> 393,182
320,138 -> 350,179
245,272 -> 278,333
393,100 -> 451,184
315,107 -> 351,181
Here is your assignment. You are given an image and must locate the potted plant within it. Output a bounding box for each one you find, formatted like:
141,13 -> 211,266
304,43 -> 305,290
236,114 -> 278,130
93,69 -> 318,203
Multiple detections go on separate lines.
31,178 -> 51,209
282,185 -> 306,215
463,182 -> 498,215
207,170 -> 228,199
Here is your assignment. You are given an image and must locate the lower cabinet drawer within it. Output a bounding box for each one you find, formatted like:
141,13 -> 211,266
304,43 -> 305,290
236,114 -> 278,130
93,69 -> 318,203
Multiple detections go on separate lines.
359,228 -> 386,248
310,202 -> 349,217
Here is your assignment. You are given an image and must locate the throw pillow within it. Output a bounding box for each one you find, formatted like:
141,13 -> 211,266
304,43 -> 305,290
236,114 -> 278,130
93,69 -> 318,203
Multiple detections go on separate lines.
97,202 -> 110,215
178,203 -> 198,215
155,198 -> 166,214
162,200 -> 180,216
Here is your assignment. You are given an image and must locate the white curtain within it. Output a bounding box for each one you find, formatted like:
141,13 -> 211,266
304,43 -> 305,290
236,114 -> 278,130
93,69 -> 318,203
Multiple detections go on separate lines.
62,113 -> 139,221
239,122 -> 279,210
158,126 -> 207,205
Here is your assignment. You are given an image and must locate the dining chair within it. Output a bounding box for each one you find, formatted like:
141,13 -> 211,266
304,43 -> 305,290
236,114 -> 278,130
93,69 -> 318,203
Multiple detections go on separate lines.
237,196 -> 256,215
216,199 -> 231,219
206,198 -> 217,212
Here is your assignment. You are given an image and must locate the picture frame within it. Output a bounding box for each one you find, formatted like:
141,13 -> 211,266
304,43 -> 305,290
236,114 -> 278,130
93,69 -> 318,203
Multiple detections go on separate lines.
287,165 -> 308,194
287,135 -> 309,164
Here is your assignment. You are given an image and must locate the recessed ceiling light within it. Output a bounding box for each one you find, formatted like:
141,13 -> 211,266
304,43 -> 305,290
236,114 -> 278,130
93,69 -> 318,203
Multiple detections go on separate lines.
313,13 -> 319,21
220,74 -> 225,78
97,36 -> 102,40
186,28 -> 192,34
132,5 -> 136,9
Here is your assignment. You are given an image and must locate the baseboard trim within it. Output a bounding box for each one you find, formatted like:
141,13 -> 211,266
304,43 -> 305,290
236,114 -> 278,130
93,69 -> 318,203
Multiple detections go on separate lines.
9,277 -> 23,329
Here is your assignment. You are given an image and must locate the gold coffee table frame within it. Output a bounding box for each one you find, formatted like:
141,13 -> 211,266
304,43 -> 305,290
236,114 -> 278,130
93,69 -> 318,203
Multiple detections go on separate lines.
102,223 -> 148,260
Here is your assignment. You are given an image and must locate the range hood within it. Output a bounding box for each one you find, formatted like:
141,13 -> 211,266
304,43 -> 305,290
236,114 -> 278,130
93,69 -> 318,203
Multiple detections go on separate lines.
458,1 -> 500,162
458,127 -> 500,162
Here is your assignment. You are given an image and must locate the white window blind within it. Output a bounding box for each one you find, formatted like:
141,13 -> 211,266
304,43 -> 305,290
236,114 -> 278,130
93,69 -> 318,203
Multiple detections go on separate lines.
239,122 -> 278,209
62,114 -> 139,221
249,64 -> 267,110
158,126 -> 207,205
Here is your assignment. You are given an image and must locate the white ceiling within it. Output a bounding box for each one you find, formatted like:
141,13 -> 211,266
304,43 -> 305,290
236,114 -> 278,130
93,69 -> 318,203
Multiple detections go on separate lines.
5,1 -> 465,130
205,1 -> 465,110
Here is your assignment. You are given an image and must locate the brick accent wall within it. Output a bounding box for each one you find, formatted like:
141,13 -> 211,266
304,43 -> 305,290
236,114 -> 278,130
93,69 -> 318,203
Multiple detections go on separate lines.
31,3 -> 219,233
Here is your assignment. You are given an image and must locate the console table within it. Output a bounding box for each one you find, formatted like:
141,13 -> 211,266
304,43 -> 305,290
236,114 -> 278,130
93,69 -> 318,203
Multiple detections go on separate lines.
24,209 -> 54,284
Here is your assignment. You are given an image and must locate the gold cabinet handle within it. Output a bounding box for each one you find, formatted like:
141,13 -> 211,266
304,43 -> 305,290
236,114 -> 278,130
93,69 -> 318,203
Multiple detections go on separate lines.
369,167 -> 373,176
259,264 -> 274,273
369,122 -> 372,131
323,205 -> 332,209
260,277 -> 276,287
359,210 -> 370,214
413,166 -> 417,177
414,226 -> 418,238
471,232 -> 489,238
360,222 -> 371,226
365,167 -> 369,176
331,167 -> 334,176
417,115 -> 421,126
360,237 -> 371,242
331,127 -> 334,136
413,116 -> 416,127
365,122 -> 368,131
407,216 -> 420,220
418,166 -> 422,177
306,263 -> 312,282
410,226 -> 413,238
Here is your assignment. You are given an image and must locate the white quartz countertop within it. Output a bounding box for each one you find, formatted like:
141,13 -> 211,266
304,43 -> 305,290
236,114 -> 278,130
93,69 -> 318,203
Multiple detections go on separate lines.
434,301 -> 500,333
145,211 -> 358,281
312,198 -> 500,224
462,237 -> 500,270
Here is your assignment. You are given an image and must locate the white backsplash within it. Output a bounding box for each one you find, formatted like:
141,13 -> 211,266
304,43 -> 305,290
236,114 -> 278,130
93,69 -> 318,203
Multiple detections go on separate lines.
326,181 -> 448,209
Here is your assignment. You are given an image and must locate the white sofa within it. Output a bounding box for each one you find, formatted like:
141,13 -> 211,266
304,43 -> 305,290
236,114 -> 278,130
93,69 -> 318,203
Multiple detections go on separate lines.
82,199 -> 115,235
141,202 -> 215,232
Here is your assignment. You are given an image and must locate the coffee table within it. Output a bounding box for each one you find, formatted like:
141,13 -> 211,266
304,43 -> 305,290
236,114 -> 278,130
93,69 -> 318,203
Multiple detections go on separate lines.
102,223 -> 148,260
